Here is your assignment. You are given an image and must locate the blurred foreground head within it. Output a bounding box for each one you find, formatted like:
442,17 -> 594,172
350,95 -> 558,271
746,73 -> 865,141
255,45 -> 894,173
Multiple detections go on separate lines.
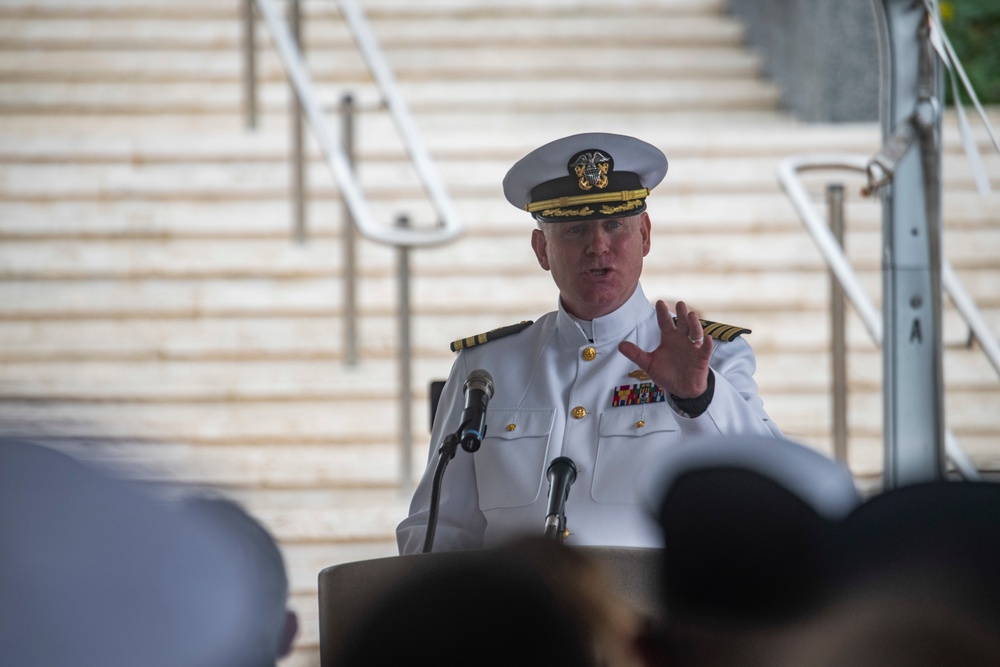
648,434 -> 861,631
177,494 -> 299,663
0,438 -> 275,667
648,434 -> 1000,666
333,536 -> 649,667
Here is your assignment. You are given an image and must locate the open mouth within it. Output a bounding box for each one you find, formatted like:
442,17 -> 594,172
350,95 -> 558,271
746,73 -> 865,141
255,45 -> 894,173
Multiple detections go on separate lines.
589,268 -> 610,276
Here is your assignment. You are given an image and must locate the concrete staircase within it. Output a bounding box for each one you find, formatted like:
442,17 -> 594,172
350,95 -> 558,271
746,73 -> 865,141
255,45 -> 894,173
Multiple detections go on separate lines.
2,0 -> 999,664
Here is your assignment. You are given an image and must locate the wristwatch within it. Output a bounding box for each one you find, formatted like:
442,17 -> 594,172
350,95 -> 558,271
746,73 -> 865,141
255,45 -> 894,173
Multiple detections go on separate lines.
670,370 -> 715,418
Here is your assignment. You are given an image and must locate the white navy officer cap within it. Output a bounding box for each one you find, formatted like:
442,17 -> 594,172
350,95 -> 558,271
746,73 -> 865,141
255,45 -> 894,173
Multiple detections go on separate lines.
503,132 -> 668,223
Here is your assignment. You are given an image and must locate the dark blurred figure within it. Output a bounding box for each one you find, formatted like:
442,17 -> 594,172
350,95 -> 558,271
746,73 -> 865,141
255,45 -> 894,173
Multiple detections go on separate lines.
648,435 -> 860,626
0,438 -> 282,667
789,480 -> 1000,667
831,480 -> 1000,626
499,537 -> 654,667
333,536 -> 651,667
178,495 -> 299,666
644,434 -> 861,666
652,466 -> 836,667
647,435 -> 1000,667
771,583 -> 1000,667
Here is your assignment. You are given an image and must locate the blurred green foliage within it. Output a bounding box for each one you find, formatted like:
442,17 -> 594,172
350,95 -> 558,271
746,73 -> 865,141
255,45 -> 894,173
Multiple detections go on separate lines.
940,0 -> 1000,105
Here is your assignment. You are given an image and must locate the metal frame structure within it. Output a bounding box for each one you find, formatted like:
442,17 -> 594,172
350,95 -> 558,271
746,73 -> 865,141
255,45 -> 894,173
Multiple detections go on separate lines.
871,0 -> 946,487
776,1 -> 999,488
776,154 -> 996,482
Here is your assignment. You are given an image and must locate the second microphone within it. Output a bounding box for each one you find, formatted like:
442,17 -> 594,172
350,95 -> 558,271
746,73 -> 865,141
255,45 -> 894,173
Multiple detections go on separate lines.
459,369 -> 494,453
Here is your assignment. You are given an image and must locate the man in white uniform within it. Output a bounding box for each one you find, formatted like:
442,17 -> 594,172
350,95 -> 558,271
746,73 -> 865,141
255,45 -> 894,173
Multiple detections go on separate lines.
397,132 -> 782,554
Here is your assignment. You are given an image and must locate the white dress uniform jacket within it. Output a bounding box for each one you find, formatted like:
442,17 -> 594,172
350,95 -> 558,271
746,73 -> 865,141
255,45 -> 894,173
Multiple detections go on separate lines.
396,284 -> 782,554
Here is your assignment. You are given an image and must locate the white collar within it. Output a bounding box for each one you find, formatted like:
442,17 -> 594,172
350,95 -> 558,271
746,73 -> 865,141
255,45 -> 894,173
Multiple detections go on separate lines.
556,283 -> 654,345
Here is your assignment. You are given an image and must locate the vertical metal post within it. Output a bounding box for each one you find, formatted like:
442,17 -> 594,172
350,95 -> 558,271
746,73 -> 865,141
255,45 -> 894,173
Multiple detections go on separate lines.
396,214 -> 414,496
872,0 -> 945,487
289,0 -> 306,243
340,94 -> 358,366
827,183 -> 849,465
242,0 -> 257,130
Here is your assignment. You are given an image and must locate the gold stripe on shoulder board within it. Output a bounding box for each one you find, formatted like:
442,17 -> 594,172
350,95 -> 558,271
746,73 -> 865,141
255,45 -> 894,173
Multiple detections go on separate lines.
672,316 -> 751,342
699,318 -> 751,342
450,320 -> 534,352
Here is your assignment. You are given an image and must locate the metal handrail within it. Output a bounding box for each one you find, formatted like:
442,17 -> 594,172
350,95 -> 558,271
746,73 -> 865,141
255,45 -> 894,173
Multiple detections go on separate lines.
776,153 -> 996,481
337,0 -> 465,239
249,0 -> 462,248
244,0 -> 466,494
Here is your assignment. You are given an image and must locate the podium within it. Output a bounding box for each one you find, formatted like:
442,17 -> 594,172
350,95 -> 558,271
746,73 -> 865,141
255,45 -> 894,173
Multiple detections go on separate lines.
317,546 -> 664,666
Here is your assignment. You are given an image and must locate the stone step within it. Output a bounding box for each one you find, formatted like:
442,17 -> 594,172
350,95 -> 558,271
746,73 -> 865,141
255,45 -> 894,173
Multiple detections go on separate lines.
3,228 -> 998,281
0,14 -> 747,51
2,154 -> 997,205
0,108 -> 808,137
0,0 -> 725,19
0,231 -> 855,275
7,398 -> 998,489
0,78 -> 783,116
14,428 -> 1000,506
0,358 -> 455,402
3,186 -> 998,240
0,132 -> 995,212
0,272 -> 851,319
1,347 -> 995,403
0,47 -> 764,84
2,267 -> 998,316
0,118 -> 907,160
23,438 -> 422,490
0,308 -> 994,360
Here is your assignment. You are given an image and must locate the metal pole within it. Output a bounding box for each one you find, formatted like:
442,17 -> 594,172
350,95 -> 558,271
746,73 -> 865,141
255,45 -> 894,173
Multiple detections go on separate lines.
243,0 -> 257,130
827,183 -> 849,465
340,94 -> 358,366
289,0 -> 306,243
396,214 -> 414,496
872,0 -> 945,487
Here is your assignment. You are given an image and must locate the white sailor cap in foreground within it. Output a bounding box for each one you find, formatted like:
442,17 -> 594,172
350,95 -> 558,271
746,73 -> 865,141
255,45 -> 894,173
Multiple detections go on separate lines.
502,132 -> 668,223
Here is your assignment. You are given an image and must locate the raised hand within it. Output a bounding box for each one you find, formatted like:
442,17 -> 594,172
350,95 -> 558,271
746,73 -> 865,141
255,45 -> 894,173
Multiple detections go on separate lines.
617,300 -> 714,399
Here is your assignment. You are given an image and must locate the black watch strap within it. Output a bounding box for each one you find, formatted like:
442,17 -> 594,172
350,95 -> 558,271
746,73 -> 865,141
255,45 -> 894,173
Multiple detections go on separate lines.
670,370 -> 715,418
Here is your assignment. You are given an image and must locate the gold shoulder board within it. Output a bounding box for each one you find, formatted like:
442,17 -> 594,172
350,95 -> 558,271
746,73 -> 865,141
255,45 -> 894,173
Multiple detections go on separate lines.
450,320 -> 534,352
699,318 -> 751,342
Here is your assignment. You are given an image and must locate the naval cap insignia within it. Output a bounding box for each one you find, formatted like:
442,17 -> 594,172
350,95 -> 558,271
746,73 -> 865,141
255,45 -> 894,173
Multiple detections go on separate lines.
570,150 -> 611,191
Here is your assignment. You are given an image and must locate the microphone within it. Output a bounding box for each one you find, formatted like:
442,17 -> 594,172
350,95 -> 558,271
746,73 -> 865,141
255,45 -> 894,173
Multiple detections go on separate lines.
544,457 -> 577,542
458,369 -> 494,453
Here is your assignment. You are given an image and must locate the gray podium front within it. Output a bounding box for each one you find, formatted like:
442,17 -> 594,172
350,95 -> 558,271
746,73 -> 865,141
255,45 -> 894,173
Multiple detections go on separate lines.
317,546 -> 664,666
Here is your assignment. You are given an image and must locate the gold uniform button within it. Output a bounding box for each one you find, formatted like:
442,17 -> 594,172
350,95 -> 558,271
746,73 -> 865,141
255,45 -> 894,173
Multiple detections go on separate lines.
572,406 -> 587,419
506,423 -> 517,432
582,347 -> 597,361
636,420 -> 646,428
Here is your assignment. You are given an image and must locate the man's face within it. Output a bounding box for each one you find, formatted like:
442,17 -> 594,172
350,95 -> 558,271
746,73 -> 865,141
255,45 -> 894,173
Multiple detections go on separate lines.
530,212 -> 651,321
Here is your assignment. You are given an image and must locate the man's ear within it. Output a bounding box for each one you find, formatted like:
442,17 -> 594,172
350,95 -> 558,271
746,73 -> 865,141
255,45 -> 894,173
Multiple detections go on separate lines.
531,228 -> 551,271
279,610 -> 299,658
639,212 -> 651,257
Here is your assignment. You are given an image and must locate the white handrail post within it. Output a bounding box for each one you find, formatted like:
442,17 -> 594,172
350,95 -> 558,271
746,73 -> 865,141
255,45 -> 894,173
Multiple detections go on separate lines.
340,94 -> 358,367
289,0 -> 306,243
827,183 -> 849,465
242,0 -> 256,130
396,214 -> 414,496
